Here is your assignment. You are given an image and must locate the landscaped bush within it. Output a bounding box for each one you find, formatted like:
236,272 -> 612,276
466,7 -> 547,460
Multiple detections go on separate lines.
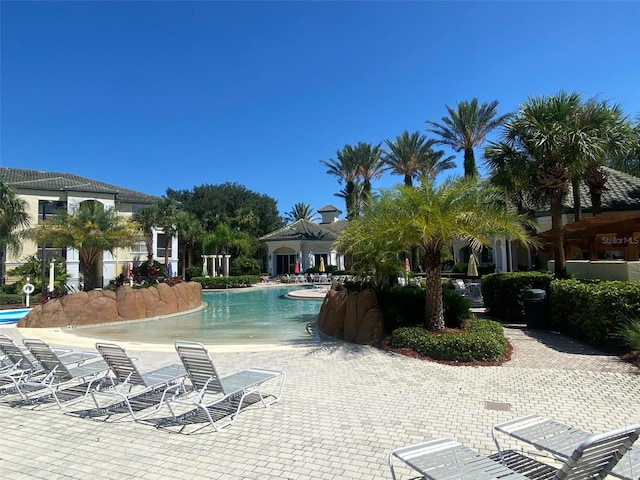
550,279 -> 640,347
375,285 -> 472,331
185,266 -> 203,281
230,256 -> 260,276
389,318 -> 508,362
191,275 -> 260,289
482,271 -> 554,322
0,293 -> 24,305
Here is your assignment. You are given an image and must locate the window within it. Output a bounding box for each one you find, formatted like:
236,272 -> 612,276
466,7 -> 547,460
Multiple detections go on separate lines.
130,240 -> 147,255
38,200 -> 66,222
156,233 -> 172,259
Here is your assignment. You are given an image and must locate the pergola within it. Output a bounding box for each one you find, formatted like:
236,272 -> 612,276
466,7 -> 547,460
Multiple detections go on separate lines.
539,211 -> 640,261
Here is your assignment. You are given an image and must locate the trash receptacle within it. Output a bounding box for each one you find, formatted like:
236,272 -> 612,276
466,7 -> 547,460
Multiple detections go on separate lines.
523,288 -> 547,329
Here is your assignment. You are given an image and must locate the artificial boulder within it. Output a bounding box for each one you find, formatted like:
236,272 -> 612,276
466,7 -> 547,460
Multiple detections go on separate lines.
317,284 -> 384,346
18,281 -> 202,328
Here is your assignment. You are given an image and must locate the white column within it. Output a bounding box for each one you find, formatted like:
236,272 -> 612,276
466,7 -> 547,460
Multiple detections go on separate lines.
224,255 -> 230,276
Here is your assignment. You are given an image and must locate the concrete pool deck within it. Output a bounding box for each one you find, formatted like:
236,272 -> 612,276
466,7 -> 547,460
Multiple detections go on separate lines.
1,325 -> 638,479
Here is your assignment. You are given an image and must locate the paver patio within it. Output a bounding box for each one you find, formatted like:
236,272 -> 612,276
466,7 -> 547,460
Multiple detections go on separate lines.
1,325 -> 638,479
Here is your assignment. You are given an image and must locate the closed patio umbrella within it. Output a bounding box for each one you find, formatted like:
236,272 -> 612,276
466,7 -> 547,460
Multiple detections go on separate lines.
48,261 -> 55,292
467,253 -> 479,277
319,257 -> 325,273
167,262 -> 173,277
294,261 -> 300,274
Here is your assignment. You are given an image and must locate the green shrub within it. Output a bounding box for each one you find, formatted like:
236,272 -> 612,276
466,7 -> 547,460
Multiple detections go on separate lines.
442,289 -> 472,328
230,256 -> 261,276
0,293 -> 24,305
185,266 -> 203,281
191,275 -> 260,289
550,279 -> 640,347
482,272 -> 553,322
389,319 -> 507,362
613,316 -> 640,357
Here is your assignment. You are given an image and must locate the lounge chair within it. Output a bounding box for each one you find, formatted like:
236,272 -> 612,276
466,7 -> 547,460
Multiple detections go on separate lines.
22,338 -> 112,408
91,342 -> 186,420
168,340 -> 285,431
390,424 -> 640,480
0,334 -> 96,399
493,414 -> 640,480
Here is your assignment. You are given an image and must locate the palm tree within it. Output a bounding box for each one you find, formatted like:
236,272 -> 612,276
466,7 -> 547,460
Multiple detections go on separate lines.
321,145 -> 360,220
0,177 -> 30,287
353,142 -> 386,207
154,198 -> 180,269
426,98 -> 511,178
285,203 -> 319,223
493,91 -> 630,278
384,131 -> 455,186
132,205 -> 158,263
335,176 -> 535,331
580,102 -> 635,216
174,210 -> 204,277
26,201 -> 140,290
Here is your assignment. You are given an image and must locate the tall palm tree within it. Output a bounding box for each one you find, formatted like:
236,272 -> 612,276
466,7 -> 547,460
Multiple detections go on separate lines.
384,130 -> 455,186
426,98 -> 511,178
352,142 -> 386,207
154,198 -> 180,268
494,91 -> 630,278
321,145 -> 360,220
285,203 -> 319,223
335,176 -> 535,331
26,201 -> 140,290
579,102 -> 635,216
0,177 -> 30,287
174,210 -> 204,278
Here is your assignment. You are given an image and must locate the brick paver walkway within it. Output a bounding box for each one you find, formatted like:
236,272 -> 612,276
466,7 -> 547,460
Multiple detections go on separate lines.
1,325 -> 638,479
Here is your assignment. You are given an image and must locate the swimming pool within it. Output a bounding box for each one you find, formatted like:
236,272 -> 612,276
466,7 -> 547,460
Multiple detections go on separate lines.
71,286 -> 322,345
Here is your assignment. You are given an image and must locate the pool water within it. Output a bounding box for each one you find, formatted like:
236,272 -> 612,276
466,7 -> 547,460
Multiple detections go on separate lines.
72,286 -> 322,345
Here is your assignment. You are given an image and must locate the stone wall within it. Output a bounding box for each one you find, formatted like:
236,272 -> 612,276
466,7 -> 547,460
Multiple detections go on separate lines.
316,284 -> 384,346
17,282 -> 202,328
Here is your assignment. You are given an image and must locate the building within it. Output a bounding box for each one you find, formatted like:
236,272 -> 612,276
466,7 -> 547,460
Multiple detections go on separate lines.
1,167 -> 177,289
259,205 -> 347,276
452,167 -> 640,280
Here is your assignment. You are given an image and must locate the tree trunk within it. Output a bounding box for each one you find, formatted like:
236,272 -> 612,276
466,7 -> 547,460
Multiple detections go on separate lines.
404,174 -> 413,187
571,177 -> 582,222
591,191 -> 602,216
550,196 -> 567,279
463,147 -> 476,178
81,261 -> 96,291
423,248 -> 444,331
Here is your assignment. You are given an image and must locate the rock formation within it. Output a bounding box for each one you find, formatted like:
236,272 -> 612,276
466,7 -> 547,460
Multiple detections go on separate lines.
317,284 -> 384,346
18,282 -> 202,328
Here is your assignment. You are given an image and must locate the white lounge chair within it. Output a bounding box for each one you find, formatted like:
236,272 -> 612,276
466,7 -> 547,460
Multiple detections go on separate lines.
493,414 -> 640,480
22,338 -> 111,408
91,342 -> 186,420
167,341 -> 285,431
0,334 -> 96,399
390,424 -> 640,480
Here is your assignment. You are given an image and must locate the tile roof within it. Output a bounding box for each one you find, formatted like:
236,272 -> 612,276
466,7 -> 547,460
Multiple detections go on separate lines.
317,204 -> 342,213
566,166 -> 640,212
0,167 -> 160,204
259,219 -> 346,242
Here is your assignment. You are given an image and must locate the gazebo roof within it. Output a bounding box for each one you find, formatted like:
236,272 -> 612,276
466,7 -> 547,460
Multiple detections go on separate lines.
259,218 -> 346,242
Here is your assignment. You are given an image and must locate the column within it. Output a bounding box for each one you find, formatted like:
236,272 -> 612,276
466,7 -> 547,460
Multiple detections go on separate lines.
224,255 -> 230,276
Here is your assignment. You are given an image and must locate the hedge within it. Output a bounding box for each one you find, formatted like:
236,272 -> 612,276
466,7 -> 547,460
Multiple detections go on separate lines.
550,279 -> 640,346
482,272 -> 553,322
0,293 -> 24,305
191,275 -> 260,289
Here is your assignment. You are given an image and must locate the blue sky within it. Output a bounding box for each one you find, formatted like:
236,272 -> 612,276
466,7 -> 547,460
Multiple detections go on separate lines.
2,1 -> 639,219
